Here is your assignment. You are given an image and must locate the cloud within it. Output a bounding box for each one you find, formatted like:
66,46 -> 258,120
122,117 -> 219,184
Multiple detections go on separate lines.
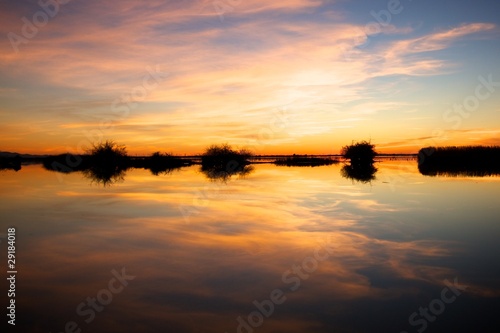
204,0 -> 324,15
406,23 -> 497,53
0,0 -> 498,153
371,23 -> 497,76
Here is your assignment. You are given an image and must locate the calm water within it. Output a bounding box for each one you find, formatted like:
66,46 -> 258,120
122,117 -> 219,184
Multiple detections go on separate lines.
1,161 -> 499,333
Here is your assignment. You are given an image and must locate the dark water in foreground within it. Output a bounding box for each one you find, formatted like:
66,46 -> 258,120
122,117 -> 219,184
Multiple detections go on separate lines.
1,161 -> 499,333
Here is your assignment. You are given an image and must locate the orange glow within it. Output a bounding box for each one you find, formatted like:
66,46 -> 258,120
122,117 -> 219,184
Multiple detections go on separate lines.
1,4 -> 498,155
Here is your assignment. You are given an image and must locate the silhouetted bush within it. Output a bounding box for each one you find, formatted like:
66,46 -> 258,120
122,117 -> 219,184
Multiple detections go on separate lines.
201,144 -> 252,169
418,146 -> 500,176
0,155 -> 21,171
42,151 -> 127,186
141,152 -> 192,175
200,144 -> 253,182
340,141 -> 378,182
341,141 -> 377,165
85,140 -> 128,165
41,142 -> 199,184
43,153 -> 86,173
78,140 -> 130,186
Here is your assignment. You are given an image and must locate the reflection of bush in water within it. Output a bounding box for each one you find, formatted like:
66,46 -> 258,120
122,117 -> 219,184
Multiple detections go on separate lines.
81,165 -> 128,186
341,163 -> 377,183
418,168 -> 500,177
201,164 -> 254,182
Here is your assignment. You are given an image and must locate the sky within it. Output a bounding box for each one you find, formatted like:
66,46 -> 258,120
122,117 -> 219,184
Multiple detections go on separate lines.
1,0 -> 499,155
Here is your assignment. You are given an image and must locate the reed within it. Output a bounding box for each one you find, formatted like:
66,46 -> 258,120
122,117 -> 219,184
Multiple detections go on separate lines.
418,146 -> 500,176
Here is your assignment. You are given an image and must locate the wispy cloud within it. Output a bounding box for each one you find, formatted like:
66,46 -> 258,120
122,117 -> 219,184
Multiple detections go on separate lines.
0,1 -> 498,153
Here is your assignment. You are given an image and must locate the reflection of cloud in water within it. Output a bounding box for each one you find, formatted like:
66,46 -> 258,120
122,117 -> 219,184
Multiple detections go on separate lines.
348,199 -> 399,212
15,212 -> 484,331
2,164 -> 500,332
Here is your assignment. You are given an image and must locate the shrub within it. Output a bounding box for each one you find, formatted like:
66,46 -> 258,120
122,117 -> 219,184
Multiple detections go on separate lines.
85,140 -> 128,164
146,151 -> 189,175
201,143 -> 252,169
341,141 -> 377,164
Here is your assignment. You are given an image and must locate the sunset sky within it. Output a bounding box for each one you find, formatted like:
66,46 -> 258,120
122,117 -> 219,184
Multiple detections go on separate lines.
1,0 -> 499,155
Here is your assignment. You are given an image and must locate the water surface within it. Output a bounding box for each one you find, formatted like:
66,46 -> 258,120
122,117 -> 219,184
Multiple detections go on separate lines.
1,161 -> 499,332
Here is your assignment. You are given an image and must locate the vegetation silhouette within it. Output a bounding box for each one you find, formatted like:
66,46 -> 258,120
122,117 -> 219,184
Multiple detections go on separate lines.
0,155 -> 22,171
81,166 -> 127,186
274,155 -> 338,167
340,140 -> 378,183
42,152 -> 127,186
42,153 -> 82,173
201,164 -> 254,182
41,141 -> 128,186
80,140 -> 130,186
200,143 -> 254,181
86,140 -> 128,164
42,141 -> 196,185
43,140 -> 128,173
131,152 -> 193,176
418,146 -> 500,177
201,144 -> 252,169
341,163 -> 378,183
341,140 -> 377,165
43,153 -> 85,173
